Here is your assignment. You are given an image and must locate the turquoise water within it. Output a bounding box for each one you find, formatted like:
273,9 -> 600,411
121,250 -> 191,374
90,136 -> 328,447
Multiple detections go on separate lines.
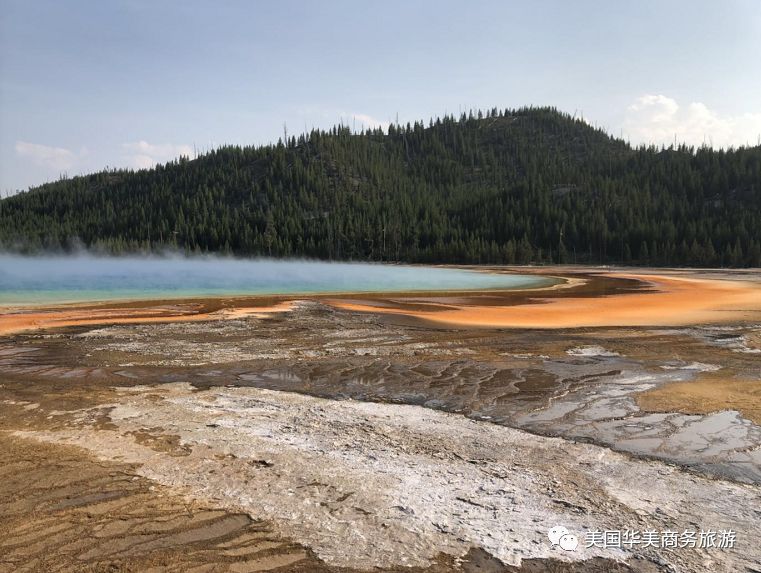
0,256 -> 548,305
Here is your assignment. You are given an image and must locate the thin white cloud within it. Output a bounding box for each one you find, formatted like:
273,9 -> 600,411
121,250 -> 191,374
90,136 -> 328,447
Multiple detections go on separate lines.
122,141 -> 194,169
623,94 -> 761,148
297,108 -> 388,130
15,141 -> 77,170
347,112 -> 390,131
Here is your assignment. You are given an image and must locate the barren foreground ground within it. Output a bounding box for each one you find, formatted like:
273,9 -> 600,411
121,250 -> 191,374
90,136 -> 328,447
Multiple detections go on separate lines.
1,267 -> 760,572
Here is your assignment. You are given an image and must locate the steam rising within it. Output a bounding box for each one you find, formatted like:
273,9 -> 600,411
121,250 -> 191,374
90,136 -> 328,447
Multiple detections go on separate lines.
0,254 -> 545,305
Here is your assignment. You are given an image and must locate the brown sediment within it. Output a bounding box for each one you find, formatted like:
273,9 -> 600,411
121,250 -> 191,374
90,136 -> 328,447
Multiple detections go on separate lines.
0,431 -> 657,573
326,272 -> 761,328
636,374 -> 761,425
0,432 -> 320,573
0,339 -> 667,573
0,299 -> 296,336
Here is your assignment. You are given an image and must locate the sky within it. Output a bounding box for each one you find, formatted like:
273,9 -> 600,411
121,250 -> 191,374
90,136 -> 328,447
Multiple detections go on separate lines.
1,0 -> 760,194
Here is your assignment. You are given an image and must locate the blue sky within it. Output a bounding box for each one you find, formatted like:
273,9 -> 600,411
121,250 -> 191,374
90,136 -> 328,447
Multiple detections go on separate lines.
1,0 -> 760,193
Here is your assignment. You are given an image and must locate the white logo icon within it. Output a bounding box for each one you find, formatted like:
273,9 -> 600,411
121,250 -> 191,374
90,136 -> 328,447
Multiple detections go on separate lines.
548,526 -> 578,551
559,534 -> 579,551
548,526 -> 569,546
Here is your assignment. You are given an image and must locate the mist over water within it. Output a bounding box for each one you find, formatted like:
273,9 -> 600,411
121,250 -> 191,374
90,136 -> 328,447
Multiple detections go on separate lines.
0,255 -> 548,305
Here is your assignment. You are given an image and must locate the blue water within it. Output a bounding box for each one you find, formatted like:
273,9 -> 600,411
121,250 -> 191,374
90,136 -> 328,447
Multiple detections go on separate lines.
0,255 -> 549,305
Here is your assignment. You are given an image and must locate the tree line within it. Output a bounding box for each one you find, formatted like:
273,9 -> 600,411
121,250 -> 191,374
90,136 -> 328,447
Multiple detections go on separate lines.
1,107 -> 760,267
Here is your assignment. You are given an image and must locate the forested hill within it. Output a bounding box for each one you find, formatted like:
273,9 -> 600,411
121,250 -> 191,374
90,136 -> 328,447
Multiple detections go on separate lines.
2,107 -> 760,266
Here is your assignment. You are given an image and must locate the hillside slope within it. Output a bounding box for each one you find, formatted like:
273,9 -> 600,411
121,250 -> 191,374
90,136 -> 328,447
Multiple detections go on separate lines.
1,107 -> 760,266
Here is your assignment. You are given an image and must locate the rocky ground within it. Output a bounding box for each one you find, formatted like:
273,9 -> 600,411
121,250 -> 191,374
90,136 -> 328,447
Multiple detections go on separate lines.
1,271 -> 760,572
10,381 -> 760,572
